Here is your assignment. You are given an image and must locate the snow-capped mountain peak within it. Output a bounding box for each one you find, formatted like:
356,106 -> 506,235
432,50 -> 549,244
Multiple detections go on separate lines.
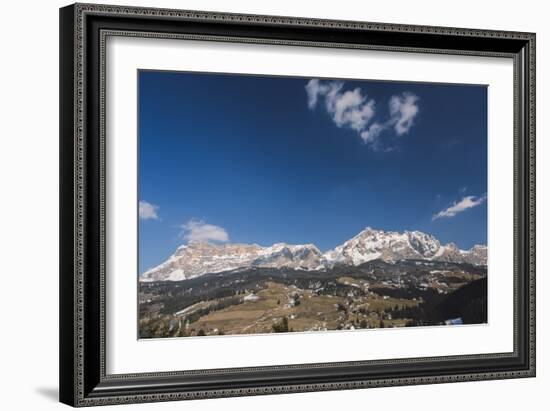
140,228 -> 487,282
323,227 -> 443,265
141,241 -> 325,282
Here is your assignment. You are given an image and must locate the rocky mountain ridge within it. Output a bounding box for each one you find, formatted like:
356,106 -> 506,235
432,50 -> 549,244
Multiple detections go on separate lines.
140,227 -> 487,282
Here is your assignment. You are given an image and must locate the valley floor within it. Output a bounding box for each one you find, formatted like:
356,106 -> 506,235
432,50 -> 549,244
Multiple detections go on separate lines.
138,260 -> 488,338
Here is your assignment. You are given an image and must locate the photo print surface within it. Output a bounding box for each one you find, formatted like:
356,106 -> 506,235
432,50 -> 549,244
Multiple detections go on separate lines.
137,71 -> 488,339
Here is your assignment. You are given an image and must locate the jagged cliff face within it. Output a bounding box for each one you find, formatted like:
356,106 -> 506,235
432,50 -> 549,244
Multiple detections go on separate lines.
140,242 -> 325,281
324,228 -> 443,265
250,243 -> 325,271
462,244 -> 488,266
140,228 -> 487,282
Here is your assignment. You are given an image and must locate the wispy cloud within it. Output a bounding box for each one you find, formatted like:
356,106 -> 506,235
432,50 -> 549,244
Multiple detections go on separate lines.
180,219 -> 229,243
432,194 -> 487,221
139,200 -> 159,220
305,80 -> 375,132
389,92 -> 420,135
305,79 -> 419,148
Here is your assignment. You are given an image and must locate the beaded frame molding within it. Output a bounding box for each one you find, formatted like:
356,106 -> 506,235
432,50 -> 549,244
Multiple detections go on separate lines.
59,3 -> 536,407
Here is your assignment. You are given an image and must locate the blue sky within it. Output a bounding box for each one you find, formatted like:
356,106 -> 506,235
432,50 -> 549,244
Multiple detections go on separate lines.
138,70 -> 487,273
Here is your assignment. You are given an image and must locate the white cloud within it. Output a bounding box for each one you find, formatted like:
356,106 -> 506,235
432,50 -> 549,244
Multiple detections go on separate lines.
305,79 -> 328,109
360,122 -> 385,144
306,80 -> 376,132
432,194 -> 487,221
180,219 -> 229,243
306,79 -> 419,147
389,92 -> 419,135
139,201 -> 159,220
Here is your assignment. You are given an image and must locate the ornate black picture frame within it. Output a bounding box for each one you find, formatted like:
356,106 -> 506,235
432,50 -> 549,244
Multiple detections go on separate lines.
59,3 -> 535,407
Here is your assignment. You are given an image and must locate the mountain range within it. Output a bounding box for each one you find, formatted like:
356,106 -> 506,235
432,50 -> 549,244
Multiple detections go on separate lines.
140,227 -> 487,282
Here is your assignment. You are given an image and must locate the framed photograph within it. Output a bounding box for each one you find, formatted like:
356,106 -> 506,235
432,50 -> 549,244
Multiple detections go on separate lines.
59,3 -> 535,407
